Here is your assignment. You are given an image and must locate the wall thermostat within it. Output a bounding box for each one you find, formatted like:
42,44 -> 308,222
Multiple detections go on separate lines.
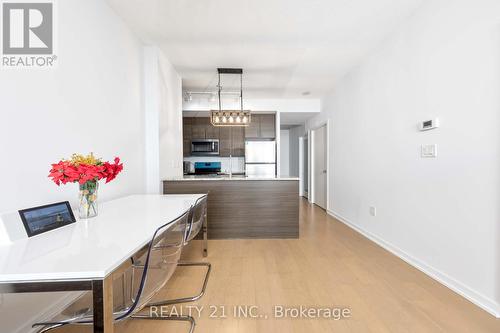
419,118 -> 439,131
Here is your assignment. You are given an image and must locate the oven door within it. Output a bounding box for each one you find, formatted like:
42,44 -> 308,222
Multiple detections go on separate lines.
191,140 -> 219,155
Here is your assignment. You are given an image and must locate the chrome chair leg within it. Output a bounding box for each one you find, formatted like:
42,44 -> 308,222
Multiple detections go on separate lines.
202,211 -> 208,257
132,313 -> 195,333
148,262 -> 211,306
33,323 -> 67,333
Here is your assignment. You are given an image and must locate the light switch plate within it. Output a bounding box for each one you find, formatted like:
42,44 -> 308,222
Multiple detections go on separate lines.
421,144 -> 437,158
369,206 -> 377,217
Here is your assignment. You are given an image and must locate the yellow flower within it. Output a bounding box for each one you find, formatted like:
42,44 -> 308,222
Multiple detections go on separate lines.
69,152 -> 102,166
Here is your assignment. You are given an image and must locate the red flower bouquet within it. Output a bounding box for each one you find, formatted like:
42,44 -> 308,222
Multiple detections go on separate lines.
49,153 -> 123,218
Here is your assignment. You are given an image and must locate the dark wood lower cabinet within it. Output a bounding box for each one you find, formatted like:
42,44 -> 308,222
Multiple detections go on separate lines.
163,180 -> 299,239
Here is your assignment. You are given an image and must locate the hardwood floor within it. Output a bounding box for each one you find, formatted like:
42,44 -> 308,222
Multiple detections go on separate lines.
58,198 -> 500,333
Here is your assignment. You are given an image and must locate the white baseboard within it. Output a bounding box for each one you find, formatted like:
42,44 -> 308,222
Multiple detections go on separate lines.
327,209 -> 500,318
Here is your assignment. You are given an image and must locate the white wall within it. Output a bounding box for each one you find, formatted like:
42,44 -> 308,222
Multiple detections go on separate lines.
0,0 -> 145,331
308,0 -> 500,317
0,1 -> 145,213
280,130 -> 290,176
143,46 -> 161,193
158,53 -> 184,180
144,47 -> 184,192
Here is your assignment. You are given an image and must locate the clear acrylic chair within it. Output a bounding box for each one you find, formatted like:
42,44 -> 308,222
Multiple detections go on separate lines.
32,209 -> 194,333
149,194 -> 211,307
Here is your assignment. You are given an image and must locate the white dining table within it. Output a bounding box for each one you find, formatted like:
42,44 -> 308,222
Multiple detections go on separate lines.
0,194 -> 205,333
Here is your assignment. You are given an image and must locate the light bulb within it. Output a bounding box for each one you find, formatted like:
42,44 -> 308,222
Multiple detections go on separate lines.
242,116 -> 248,123
214,116 -> 220,123
229,116 -> 234,123
222,117 -> 227,123
236,116 -> 241,123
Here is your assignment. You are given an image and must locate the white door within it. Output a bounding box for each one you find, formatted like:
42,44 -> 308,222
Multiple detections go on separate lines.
313,125 -> 327,209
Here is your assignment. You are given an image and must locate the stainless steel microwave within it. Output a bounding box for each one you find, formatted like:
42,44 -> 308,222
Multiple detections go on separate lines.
191,139 -> 219,156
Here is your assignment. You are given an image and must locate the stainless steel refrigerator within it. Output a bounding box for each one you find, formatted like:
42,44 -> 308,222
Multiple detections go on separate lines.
245,140 -> 276,177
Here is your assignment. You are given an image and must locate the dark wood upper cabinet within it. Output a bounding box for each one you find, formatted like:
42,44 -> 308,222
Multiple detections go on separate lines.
183,115 -> 272,157
190,117 -> 220,140
183,140 -> 191,157
183,117 -> 192,139
182,118 -> 193,157
205,120 -> 220,139
216,127 -> 244,157
231,127 -> 245,157
219,127 -> 231,157
245,115 -> 261,138
260,114 -> 276,138
191,117 -> 207,139
244,114 -> 276,139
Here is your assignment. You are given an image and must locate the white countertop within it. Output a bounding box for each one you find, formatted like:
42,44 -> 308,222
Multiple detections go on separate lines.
164,175 -> 299,181
0,194 -> 204,283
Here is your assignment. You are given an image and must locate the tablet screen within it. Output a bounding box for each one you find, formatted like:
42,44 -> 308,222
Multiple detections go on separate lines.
19,201 -> 76,237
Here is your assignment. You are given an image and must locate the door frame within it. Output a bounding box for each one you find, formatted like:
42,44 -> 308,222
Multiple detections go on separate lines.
309,120 -> 330,211
299,135 -> 305,197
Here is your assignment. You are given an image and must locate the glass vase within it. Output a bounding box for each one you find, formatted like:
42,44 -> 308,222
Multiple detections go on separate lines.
79,181 -> 98,219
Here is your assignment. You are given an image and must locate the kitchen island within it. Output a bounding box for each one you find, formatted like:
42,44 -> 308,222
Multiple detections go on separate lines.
163,176 -> 299,239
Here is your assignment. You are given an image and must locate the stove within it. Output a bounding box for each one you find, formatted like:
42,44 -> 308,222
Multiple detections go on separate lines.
194,162 -> 221,175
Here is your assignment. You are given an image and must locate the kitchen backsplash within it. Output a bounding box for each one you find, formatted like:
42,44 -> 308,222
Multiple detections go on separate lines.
183,156 -> 245,174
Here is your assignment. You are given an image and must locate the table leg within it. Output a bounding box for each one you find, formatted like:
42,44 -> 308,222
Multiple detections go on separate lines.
92,276 -> 114,333
203,210 -> 208,257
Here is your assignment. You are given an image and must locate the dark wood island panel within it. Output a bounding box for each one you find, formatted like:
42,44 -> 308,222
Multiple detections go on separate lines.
163,180 -> 299,239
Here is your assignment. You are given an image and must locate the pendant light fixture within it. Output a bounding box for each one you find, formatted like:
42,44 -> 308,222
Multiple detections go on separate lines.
211,68 -> 251,127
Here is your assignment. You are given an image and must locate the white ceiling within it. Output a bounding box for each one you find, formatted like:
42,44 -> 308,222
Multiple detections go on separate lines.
107,0 -> 423,99
280,112 -> 318,126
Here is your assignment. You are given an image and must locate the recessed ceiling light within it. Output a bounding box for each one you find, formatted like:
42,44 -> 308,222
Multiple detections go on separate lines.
302,91 -> 311,96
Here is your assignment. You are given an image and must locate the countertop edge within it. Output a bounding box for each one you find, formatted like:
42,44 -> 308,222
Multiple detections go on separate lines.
163,177 -> 300,181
